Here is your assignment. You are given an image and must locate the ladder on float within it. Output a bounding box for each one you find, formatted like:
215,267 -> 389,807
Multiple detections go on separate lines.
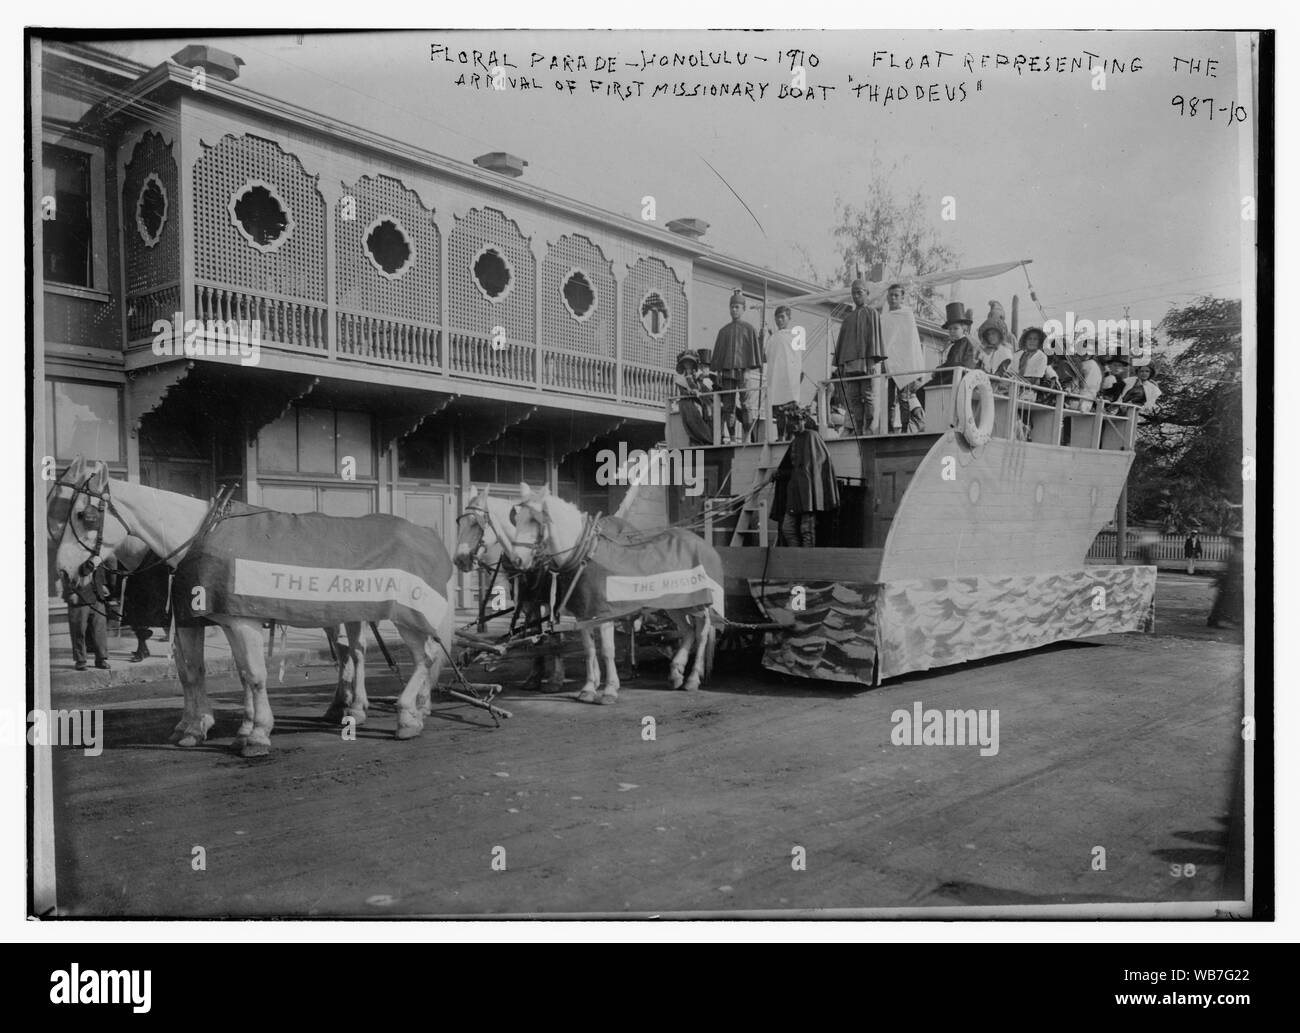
728,440 -> 781,547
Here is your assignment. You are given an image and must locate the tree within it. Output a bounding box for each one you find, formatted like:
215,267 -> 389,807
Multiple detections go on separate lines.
1128,296 -> 1244,533
799,156 -> 960,321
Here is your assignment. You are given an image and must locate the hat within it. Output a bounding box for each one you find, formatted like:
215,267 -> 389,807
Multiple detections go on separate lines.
696,348 -> 713,366
1018,326 -> 1046,348
943,301 -> 973,329
675,350 -> 699,371
729,290 -> 746,308
1107,353 -> 1131,367
978,317 -> 1008,345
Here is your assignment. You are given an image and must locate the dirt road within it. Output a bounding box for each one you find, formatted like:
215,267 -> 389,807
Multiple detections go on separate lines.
45,574 -> 1248,917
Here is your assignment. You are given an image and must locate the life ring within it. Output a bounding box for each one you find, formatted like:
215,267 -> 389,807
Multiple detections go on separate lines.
957,369 -> 995,447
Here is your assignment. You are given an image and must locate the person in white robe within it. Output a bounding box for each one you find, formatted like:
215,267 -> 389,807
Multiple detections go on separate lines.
763,305 -> 804,440
880,283 -> 927,432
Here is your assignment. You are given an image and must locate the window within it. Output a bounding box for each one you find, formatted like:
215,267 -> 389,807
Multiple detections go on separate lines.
397,421 -> 448,481
469,430 -> 546,485
258,406 -> 374,477
229,180 -> 293,251
136,172 -> 168,247
42,145 -> 93,287
472,246 -> 513,301
640,290 -> 670,338
45,380 -> 121,462
364,217 -> 414,278
562,269 -> 597,321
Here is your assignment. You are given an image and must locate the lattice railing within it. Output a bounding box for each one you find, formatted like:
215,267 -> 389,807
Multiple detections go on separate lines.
127,282 -> 182,343
540,347 -> 617,397
194,282 -> 327,352
337,312 -> 440,369
447,329 -> 537,386
621,362 -> 675,407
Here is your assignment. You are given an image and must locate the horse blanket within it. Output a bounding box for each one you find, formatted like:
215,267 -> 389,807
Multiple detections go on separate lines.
560,517 -> 724,623
172,509 -> 452,635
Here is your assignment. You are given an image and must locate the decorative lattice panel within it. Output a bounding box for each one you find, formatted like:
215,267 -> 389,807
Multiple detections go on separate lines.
447,207 -> 534,341
540,233 -> 615,356
336,175 -> 439,325
192,133 -> 325,301
621,256 -> 687,368
122,131 -> 180,295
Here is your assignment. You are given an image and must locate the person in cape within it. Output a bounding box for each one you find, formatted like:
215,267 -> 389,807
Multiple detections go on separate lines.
880,283 -> 926,433
710,290 -> 762,444
976,309 -> 1015,378
673,349 -> 714,446
832,278 -> 884,435
772,427 -> 840,548
1120,362 -> 1163,418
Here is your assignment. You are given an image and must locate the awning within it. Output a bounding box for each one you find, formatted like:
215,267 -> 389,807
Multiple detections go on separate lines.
780,259 -> 1032,309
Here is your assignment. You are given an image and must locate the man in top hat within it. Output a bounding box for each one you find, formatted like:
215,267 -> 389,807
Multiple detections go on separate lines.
832,278 -> 884,435
930,301 -> 979,386
710,291 -> 762,444
1100,354 -> 1130,409
673,349 -> 714,445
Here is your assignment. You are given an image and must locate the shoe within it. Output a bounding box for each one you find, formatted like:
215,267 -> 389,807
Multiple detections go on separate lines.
130,646 -> 150,662
74,662 -> 87,671
95,660 -> 110,670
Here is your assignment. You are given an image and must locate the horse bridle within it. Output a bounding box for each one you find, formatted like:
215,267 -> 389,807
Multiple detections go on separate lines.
47,473 -> 119,577
511,500 -> 597,575
455,503 -> 499,568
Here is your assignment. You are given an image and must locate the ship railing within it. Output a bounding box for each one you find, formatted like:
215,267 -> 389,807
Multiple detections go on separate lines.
666,367 -> 1140,452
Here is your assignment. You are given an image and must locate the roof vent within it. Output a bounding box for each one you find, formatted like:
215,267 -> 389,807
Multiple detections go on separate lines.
170,45 -> 245,82
667,218 -> 709,240
473,152 -> 528,178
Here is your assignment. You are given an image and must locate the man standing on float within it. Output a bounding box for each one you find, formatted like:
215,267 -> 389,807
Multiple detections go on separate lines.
833,278 -> 884,436
710,290 -> 762,444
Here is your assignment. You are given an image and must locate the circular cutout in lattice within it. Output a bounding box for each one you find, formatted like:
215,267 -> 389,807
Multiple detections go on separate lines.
640,290 -> 671,339
561,268 -> 597,322
228,179 -> 295,252
135,172 -> 168,248
472,246 -> 514,302
363,217 -> 414,279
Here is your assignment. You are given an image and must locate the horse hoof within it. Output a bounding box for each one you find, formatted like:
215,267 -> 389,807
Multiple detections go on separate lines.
174,733 -> 201,748
683,680 -> 701,693
347,708 -> 368,727
323,704 -> 347,724
576,689 -> 598,704
598,692 -> 619,705
240,742 -> 271,759
394,724 -> 423,740
668,672 -> 684,690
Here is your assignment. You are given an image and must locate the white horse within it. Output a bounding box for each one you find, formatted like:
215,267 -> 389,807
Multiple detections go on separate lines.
508,483 -> 716,704
453,486 -> 567,691
48,457 -> 455,756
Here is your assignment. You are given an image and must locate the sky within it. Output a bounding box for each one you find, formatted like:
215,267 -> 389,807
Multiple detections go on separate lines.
93,28 -> 1255,335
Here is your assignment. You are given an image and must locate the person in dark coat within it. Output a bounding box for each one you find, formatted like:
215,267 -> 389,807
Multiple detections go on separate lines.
710,291 -> 762,443
832,279 -> 884,436
117,544 -> 171,662
772,428 -> 840,547
62,562 -> 113,670
929,301 -> 979,387
1184,531 -> 1203,575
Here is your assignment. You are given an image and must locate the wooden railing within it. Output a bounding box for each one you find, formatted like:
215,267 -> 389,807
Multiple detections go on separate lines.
623,363 -> 676,407
668,367 -> 1142,450
447,328 -> 537,386
539,347 -> 617,397
194,281 -> 328,352
337,311 -> 440,369
126,281 -> 182,343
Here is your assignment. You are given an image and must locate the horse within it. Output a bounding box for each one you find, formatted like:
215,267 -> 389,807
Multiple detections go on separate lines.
48,457 -> 455,756
452,486 -> 566,691
508,482 -> 720,704
107,532 -> 373,727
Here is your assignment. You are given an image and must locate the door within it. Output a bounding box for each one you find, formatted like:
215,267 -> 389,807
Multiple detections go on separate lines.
872,456 -> 917,548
